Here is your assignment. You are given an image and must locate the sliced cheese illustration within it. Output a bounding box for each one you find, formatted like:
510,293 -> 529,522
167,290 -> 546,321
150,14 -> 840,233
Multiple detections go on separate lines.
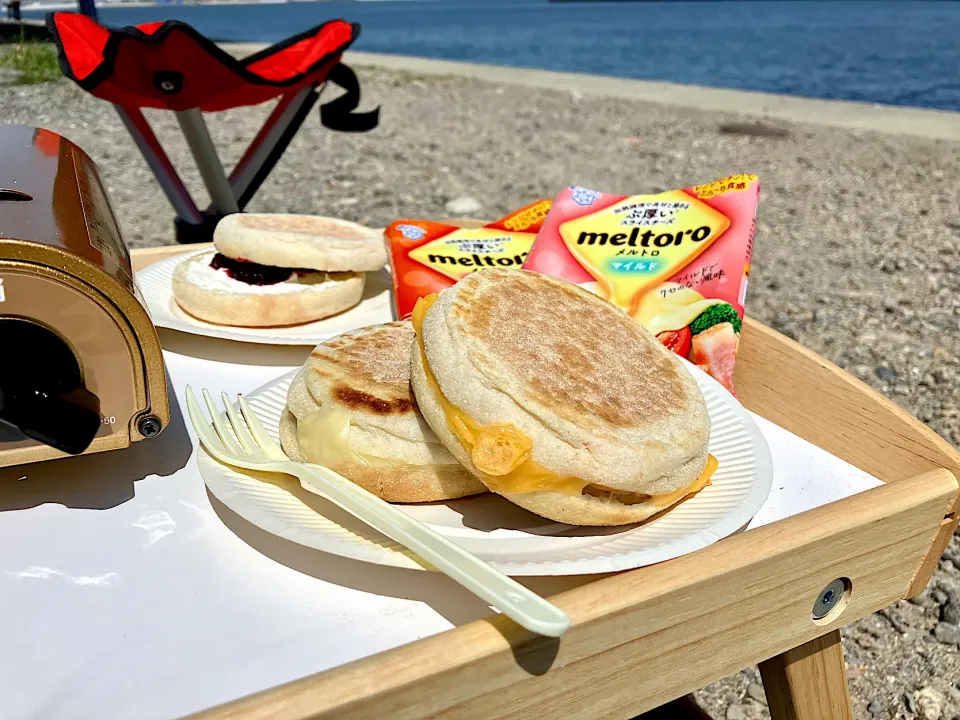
633,282 -> 724,336
578,281 -> 606,300
407,228 -> 534,283
412,294 -> 717,502
558,190 -> 730,311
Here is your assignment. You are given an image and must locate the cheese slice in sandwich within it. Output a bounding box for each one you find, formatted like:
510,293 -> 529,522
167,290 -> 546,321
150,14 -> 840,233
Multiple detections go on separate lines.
410,269 -> 716,527
280,321 -> 485,503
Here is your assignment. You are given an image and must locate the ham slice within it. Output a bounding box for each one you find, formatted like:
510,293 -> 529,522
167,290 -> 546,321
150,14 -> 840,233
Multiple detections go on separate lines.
691,322 -> 738,395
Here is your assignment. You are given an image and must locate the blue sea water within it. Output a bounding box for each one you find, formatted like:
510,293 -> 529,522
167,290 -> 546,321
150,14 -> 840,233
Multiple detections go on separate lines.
26,0 -> 960,110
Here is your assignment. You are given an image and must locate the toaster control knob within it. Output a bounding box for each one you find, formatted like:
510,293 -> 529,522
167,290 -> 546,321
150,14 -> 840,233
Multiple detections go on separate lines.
0,318 -> 102,455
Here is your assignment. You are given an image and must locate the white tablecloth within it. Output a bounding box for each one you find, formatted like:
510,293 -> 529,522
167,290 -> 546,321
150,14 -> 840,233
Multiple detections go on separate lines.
0,332 -> 883,720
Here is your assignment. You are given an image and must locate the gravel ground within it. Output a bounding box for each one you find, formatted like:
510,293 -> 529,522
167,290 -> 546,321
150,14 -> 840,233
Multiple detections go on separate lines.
2,67 -> 959,719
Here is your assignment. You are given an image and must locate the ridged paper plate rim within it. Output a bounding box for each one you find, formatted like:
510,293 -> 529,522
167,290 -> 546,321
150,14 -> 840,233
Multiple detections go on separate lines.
136,250 -> 394,346
198,364 -> 773,576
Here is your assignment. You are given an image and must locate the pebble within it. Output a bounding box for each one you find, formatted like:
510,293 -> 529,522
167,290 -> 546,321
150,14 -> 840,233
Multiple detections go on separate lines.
918,687 -> 945,719
725,703 -> 746,720
906,692 -> 919,714
943,602 -> 960,625
746,682 -> 767,705
771,313 -> 799,340
443,196 -> 483,216
934,622 -> 960,645
875,365 -> 898,381
868,698 -> 885,716
946,547 -> 960,569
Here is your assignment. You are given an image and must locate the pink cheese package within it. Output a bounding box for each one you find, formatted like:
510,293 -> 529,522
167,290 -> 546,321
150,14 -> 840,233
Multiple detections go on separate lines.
522,175 -> 760,395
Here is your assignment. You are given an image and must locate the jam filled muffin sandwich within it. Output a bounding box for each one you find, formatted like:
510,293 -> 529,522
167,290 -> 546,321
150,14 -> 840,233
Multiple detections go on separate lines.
172,214 -> 386,327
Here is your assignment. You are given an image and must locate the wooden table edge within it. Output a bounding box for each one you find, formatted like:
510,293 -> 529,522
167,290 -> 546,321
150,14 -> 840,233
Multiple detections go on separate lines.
189,469 -> 956,720
130,239 -> 959,720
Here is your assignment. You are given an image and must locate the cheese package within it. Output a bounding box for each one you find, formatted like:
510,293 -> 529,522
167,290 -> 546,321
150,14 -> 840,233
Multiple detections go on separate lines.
523,176 -> 759,395
385,199 -> 552,320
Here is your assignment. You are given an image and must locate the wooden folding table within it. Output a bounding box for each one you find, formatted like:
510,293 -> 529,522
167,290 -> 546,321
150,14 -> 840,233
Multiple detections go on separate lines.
129,243 -> 960,720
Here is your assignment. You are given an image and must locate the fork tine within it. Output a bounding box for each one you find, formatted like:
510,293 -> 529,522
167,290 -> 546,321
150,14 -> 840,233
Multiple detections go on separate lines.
238,395 -> 288,461
201,388 -> 247,456
185,387 -> 230,462
222,392 -> 262,459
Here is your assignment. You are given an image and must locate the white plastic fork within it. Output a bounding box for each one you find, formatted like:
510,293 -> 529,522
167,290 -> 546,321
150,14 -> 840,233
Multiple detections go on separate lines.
185,386 -> 571,638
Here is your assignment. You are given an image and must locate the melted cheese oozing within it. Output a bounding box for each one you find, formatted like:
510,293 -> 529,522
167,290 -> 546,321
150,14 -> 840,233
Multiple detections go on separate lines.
650,453 -> 717,507
411,294 -> 717,502
471,423 -> 534,476
632,282 -> 723,336
412,295 -> 584,494
296,408 -> 394,468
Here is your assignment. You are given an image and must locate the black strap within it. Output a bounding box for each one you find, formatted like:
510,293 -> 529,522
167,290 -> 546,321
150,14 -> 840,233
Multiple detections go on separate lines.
320,63 -> 380,133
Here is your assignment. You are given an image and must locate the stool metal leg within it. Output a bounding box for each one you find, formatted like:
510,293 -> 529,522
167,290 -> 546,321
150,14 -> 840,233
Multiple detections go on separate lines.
115,105 -> 203,225
175,108 -> 239,216
225,86 -> 319,210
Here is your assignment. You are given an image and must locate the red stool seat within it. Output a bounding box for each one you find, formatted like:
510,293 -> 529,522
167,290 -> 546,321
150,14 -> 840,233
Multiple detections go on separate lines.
48,13 -> 357,112
46,13 -> 380,243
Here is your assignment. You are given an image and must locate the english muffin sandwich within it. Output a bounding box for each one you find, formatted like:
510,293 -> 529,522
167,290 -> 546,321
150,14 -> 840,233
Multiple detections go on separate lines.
410,268 -> 715,526
172,214 -> 386,327
280,321 -> 485,503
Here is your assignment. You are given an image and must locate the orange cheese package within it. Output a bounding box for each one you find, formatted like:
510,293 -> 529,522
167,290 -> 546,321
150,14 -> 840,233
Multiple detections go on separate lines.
385,199 -> 552,320
523,175 -> 759,395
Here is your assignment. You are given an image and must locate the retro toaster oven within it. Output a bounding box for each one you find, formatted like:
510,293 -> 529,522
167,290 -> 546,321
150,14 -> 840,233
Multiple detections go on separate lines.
0,125 -> 168,468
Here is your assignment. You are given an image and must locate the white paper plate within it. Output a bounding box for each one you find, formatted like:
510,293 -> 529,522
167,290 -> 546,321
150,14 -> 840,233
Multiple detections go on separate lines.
136,249 -> 395,345
198,363 -> 773,576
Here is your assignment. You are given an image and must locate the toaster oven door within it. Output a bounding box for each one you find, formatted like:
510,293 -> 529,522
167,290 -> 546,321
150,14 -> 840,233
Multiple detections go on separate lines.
0,267 -> 139,467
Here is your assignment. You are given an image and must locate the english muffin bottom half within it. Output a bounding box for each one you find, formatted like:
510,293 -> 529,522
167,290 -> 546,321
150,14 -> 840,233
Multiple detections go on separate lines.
280,321 -> 485,503
410,268 -> 715,526
172,251 -> 364,327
